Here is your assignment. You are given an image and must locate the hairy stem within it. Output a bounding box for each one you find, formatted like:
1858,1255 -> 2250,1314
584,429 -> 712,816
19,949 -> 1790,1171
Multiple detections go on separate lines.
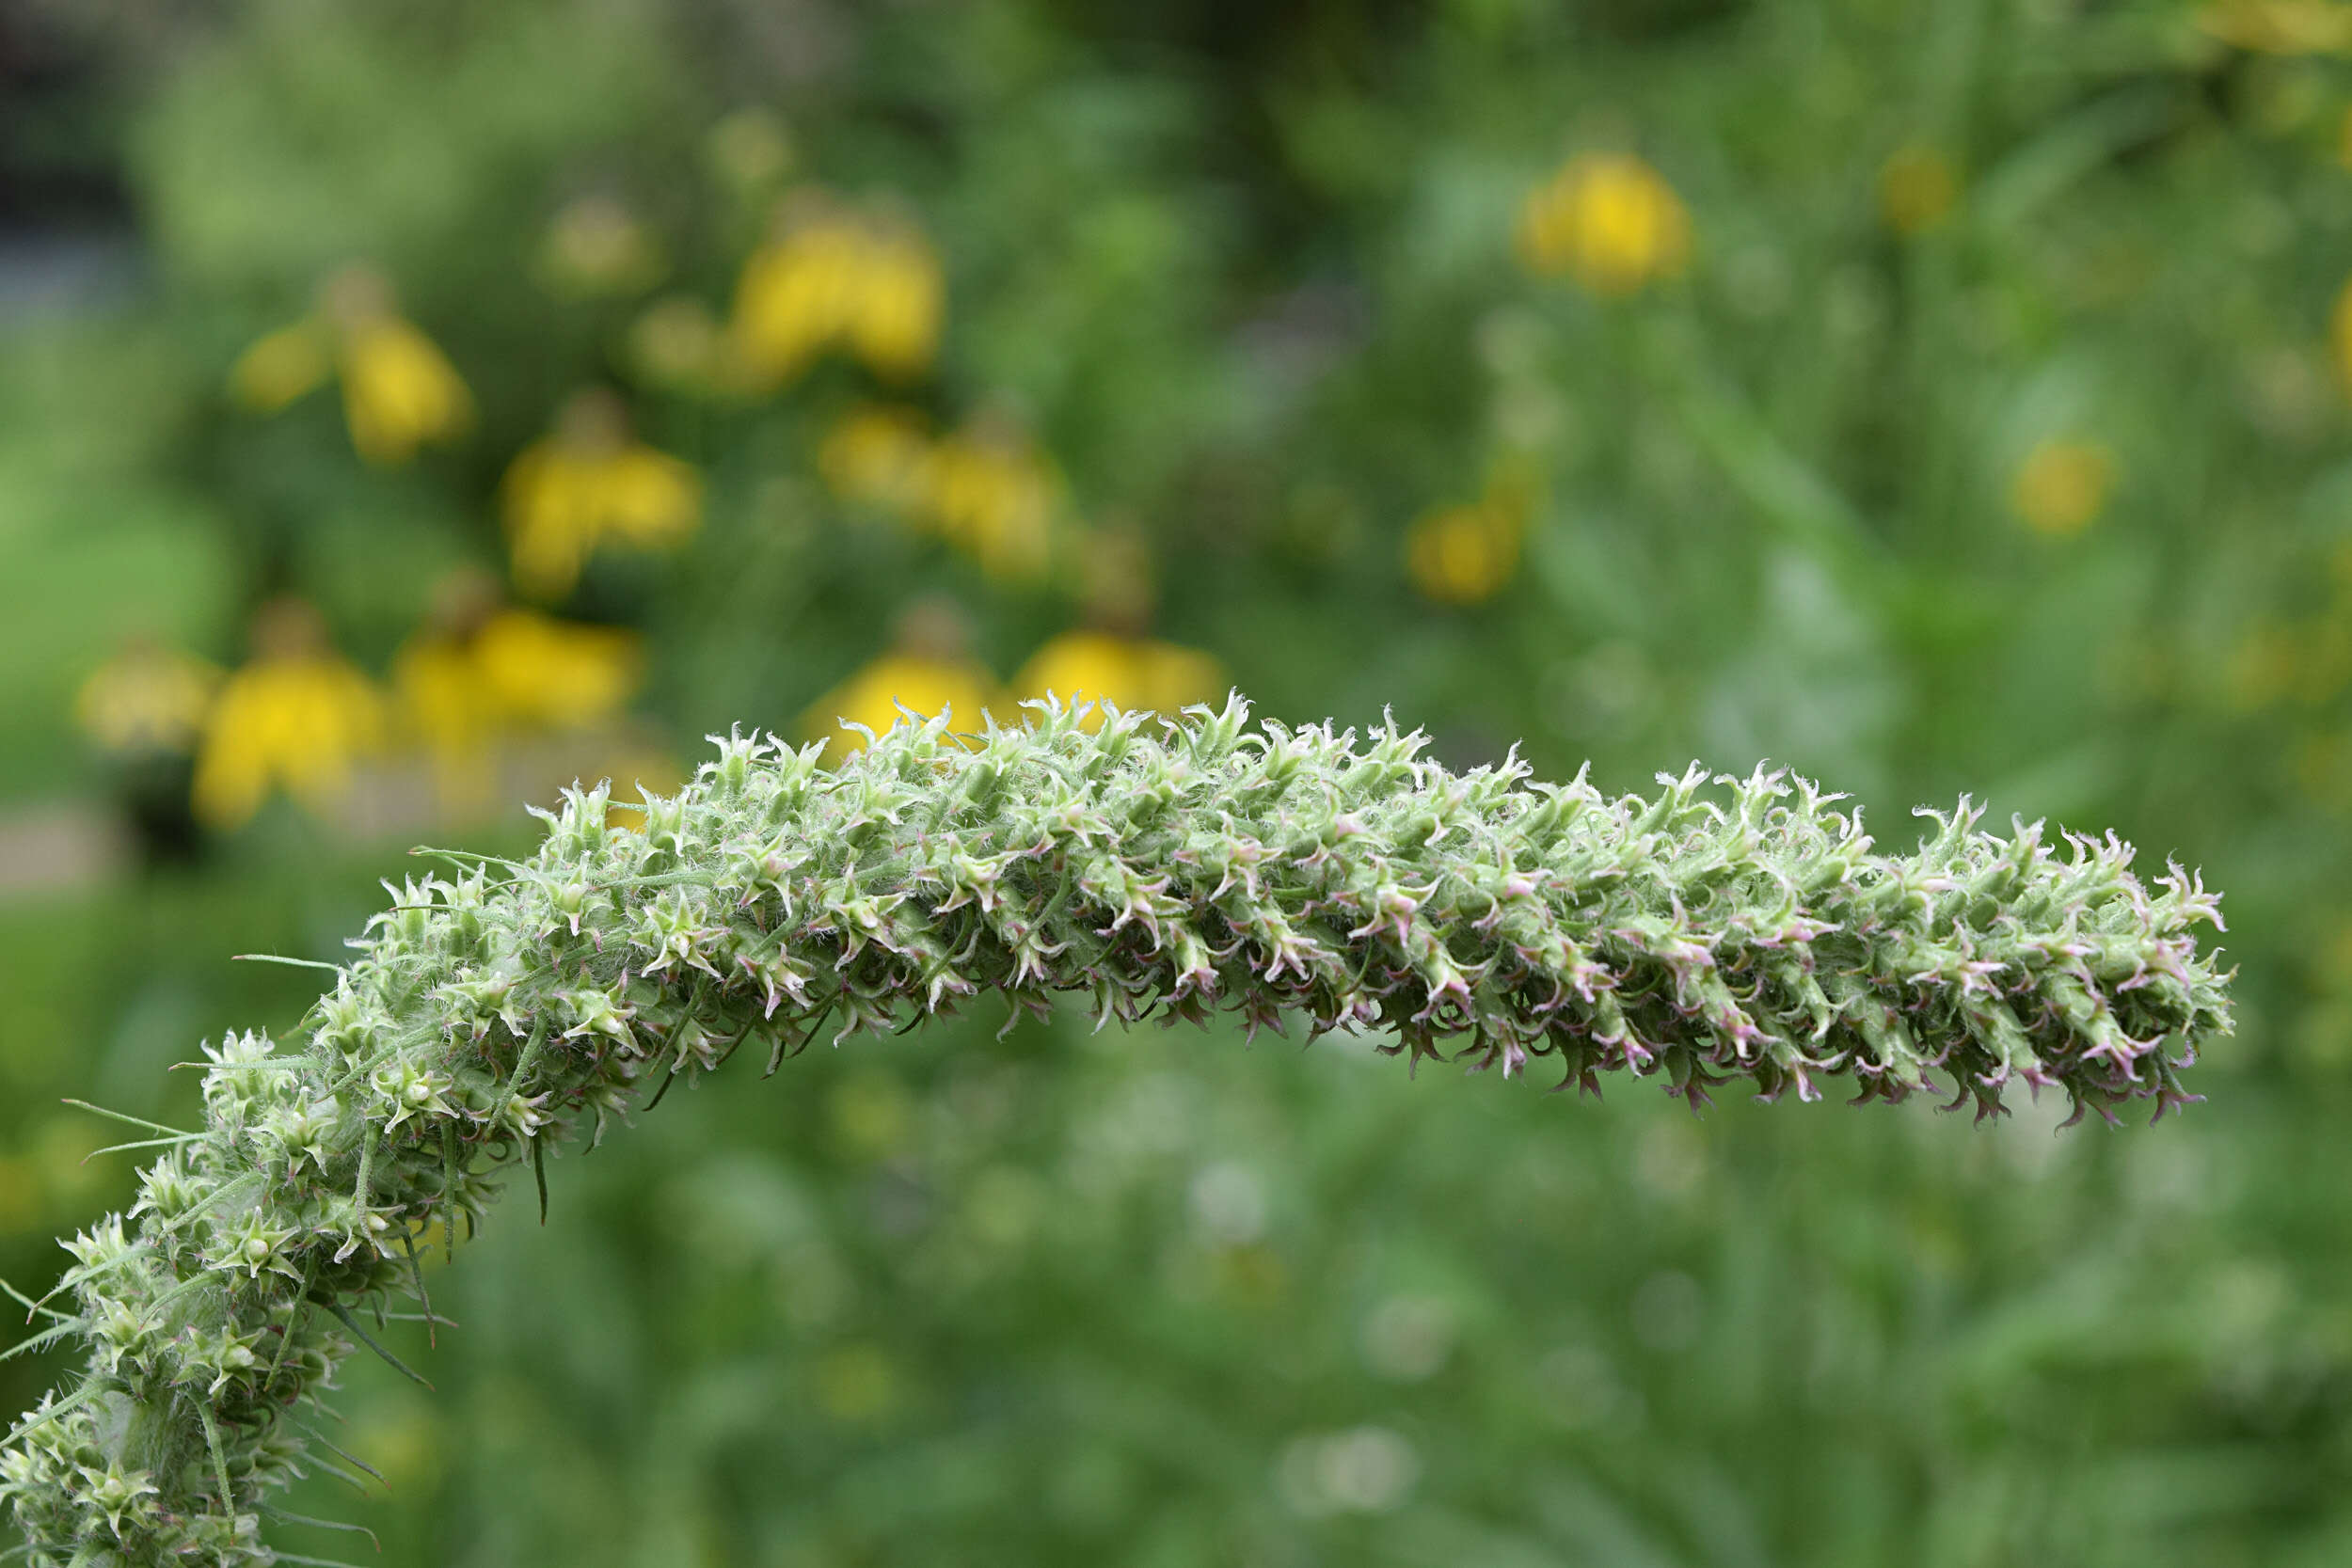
0,698 -> 2231,1563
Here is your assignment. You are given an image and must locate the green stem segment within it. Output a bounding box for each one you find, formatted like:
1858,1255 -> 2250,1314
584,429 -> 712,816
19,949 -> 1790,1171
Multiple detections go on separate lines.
0,698 -> 2231,1563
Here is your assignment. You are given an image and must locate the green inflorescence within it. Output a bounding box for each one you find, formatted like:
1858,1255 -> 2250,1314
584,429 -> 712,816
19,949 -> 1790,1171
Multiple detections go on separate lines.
0,697 -> 2231,1563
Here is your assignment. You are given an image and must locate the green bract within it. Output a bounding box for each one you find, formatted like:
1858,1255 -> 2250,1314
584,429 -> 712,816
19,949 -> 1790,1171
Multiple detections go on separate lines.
0,698 -> 2231,1564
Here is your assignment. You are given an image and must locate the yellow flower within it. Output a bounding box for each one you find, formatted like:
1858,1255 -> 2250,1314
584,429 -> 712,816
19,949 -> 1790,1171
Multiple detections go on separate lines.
731,205 -> 871,388
503,388 -> 703,600
503,450 -> 602,598
1406,461 -> 1541,605
192,600 -> 385,832
820,406 -> 1060,580
227,323 -> 331,413
924,425 -> 1058,581
2010,438 -> 2117,537
396,569 -> 643,760
2198,0 -> 2352,54
396,593 -> 644,817
1516,152 -> 1692,296
1879,144 -> 1961,237
598,449 -> 705,550
842,226 -> 945,382
391,634 -> 488,783
818,404 -> 935,511
1406,500 -> 1521,604
730,196 -> 944,388
817,404 -> 1061,580
74,641 -> 221,755
395,572 -> 644,816
230,266 -> 469,466
472,610 -> 644,727
390,633 -> 496,813
1012,630 -> 1225,725
802,651 -> 1005,753
803,603 -> 1002,755
339,316 -> 473,467
534,194 -> 665,300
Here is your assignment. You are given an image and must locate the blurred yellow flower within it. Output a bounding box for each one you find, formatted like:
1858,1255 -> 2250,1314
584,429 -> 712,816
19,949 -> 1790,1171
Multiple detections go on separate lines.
192,599 -> 386,832
818,406 -> 1061,581
503,388 -> 703,601
472,609 -> 644,728
227,323 -> 330,413
818,404 -> 934,512
803,651 -> 1005,752
1879,144 -> 1961,237
391,639 -> 487,807
1012,629 -> 1225,723
395,572 -> 644,811
2198,0 -> 2352,54
730,196 -> 944,388
732,211 -> 862,384
74,641 -> 221,755
1406,499 -> 1522,604
1516,152 -> 1692,296
803,598 -> 1003,753
230,266 -> 471,467
843,226 -> 946,380
2010,437 -> 2117,537
925,423 -> 1058,581
535,194 -> 665,299
340,316 -> 474,467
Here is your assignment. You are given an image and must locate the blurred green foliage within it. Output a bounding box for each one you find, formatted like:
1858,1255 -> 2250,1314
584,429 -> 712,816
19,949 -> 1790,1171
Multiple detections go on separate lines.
3,0 -> 2350,1562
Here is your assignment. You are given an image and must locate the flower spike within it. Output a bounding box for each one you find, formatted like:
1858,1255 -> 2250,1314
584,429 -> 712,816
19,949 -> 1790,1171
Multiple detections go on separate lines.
0,697 -> 2229,1563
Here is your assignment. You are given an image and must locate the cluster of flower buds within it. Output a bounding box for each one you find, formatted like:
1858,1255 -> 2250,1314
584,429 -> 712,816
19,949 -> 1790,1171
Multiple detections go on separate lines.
0,696 -> 2231,1562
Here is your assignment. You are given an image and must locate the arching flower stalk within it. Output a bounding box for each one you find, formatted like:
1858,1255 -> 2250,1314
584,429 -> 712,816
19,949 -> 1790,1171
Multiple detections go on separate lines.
0,698 -> 2230,1564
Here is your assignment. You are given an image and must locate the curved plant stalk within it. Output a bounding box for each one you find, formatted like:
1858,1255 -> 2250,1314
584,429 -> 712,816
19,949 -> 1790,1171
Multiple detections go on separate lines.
0,698 -> 2230,1563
